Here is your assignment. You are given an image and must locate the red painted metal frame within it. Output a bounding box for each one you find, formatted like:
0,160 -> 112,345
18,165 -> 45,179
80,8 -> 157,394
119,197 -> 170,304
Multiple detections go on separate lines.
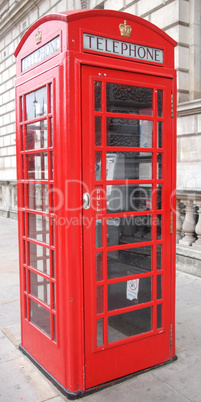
15,9 -> 177,396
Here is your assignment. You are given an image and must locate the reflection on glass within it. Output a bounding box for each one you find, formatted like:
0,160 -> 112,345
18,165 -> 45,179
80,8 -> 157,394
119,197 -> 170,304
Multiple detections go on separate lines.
107,118 -> 153,148
107,184 -> 152,213
157,153 -> 162,179
157,184 -> 162,210
157,275 -> 162,299
157,304 -> 162,329
30,299 -> 50,336
96,220 -> 102,248
157,122 -> 163,148
26,120 -> 47,150
106,83 -> 153,115
28,213 -> 49,243
108,277 -> 152,311
26,87 -> 47,120
95,152 -> 102,180
95,116 -> 102,146
108,307 -> 152,342
106,152 -> 152,181
30,271 -> 50,305
94,81 -> 102,111
97,319 -> 103,347
27,152 -> 48,180
157,215 -> 162,240
28,183 -> 49,211
157,90 -> 163,117
107,246 -> 152,279
157,245 -> 162,270
29,242 -> 50,275
96,253 -> 103,281
97,286 -> 103,314
107,216 -> 152,246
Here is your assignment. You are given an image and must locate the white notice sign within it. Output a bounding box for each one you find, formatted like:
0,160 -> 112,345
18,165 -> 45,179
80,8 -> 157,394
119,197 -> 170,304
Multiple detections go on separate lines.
127,279 -> 139,301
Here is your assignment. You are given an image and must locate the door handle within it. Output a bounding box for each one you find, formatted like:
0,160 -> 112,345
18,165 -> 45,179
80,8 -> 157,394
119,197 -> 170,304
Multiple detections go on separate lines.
83,192 -> 90,210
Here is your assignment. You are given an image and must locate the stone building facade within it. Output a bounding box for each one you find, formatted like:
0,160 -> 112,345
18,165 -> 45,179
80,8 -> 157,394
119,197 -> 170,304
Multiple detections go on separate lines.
0,0 -> 201,272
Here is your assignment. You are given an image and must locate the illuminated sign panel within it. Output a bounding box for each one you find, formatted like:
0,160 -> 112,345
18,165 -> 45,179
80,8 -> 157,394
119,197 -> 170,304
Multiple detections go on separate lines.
22,36 -> 60,72
83,33 -> 163,64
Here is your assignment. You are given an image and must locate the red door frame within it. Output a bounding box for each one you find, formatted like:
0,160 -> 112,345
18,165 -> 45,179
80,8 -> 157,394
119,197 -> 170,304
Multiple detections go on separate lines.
82,64 -> 175,389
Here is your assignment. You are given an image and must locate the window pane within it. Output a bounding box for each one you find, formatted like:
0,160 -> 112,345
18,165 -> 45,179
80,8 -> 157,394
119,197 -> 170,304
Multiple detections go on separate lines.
28,213 -> 49,243
157,215 -> 162,240
157,122 -> 163,148
108,277 -> 152,311
107,118 -> 153,148
95,152 -> 102,180
157,304 -> 162,329
106,83 -> 153,115
107,246 -> 152,279
157,184 -> 162,210
26,87 -> 47,120
95,116 -> 102,146
27,153 -> 48,180
29,243 -> 50,275
108,307 -> 152,342
97,286 -> 103,314
107,185 -> 152,213
157,153 -> 162,179
26,120 -> 47,150
30,271 -> 50,306
106,152 -> 152,181
157,90 -> 163,117
97,319 -> 104,347
96,220 -> 102,248
96,253 -> 103,281
157,245 -> 162,270
94,81 -> 102,111
107,216 -> 152,246
157,275 -> 162,300
30,299 -> 50,337
28,183 -> 49,211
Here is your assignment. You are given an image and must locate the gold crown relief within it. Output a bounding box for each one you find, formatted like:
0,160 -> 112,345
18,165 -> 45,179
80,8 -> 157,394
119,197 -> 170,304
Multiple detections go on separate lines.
35,29 -> 42,45
119,20 -> 132,38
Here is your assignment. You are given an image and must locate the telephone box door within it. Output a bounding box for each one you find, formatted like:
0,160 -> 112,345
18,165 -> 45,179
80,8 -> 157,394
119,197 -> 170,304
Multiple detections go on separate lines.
82,65 -> 174,388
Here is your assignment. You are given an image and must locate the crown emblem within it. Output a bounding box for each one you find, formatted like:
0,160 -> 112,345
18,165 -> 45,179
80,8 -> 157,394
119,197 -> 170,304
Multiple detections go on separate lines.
35,29 -> 42,45
119,20 -> 132,38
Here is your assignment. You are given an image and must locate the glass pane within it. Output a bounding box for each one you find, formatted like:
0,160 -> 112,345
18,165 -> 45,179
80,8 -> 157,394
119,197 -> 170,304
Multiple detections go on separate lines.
157,122 -> 163,148
53,314 -> 56,342
28,183 -> 49,211
50,152 -> 54,180
106,152 -> 152,181
108,277 -> 152,311
29,243 -> 50,275
106,83 -> 153,115
27,152 -> 48,180
107,184 -> 152,213
107,216 -> 152,246
157,90 -> 163,117
21,126 -> 24,150
96,220 -> 102,248
157,184 -> 162,210
53,282 -> 56,309
28,213 -> 49,243
96,253 -> 103,281
107,118 -> 153,148
108,307 -> 152,342
51,218 -> 55,246
157,215 -> 162,240
30,271 -> 50,306
25,87 -> 47,120
97,286 -> 103,314
30,299 -> 50,336
95,152 -> 102,180
157,153 -> 162,179
157,275 -> 162,299
49,83 -> 53,114
51,250 -> 55,278
107,246 -> 152,279
50,118 -> 53,147
94,81 -> 102,111
95,116 -> 102,146
20,96 -> 23,122
97,319 -> 103,347
26,120 -> 47,150
157,304 -> 162,329
157,245 -> 162,270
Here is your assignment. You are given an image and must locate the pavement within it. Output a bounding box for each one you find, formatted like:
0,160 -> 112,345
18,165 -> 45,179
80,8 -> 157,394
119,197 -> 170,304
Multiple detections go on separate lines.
0,215 -> 201,402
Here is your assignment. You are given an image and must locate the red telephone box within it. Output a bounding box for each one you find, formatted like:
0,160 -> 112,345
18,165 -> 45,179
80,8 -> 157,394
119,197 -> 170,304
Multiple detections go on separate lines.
15,9 -> 177,398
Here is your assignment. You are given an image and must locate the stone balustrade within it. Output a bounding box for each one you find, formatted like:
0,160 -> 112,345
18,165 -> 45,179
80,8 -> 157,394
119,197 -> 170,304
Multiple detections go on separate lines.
176,190 -> 201,277
0,180 -> 17,219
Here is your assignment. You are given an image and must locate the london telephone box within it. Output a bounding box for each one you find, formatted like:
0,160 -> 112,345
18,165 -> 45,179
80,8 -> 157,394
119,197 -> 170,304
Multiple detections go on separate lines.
15,9 -> 177,398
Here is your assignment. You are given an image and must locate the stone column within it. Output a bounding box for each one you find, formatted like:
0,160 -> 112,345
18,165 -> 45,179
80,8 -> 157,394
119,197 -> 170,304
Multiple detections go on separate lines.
179,199 -> 196,246
176,198 -> 182,243
192,201 -> 201,249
